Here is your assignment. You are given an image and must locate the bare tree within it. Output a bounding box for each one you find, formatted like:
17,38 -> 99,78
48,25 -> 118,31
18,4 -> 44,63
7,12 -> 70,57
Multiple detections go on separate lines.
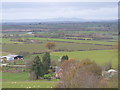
56,59 -> 107,88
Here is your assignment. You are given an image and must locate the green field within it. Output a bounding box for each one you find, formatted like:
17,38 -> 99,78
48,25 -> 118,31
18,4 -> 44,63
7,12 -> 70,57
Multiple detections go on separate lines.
2,81 -> 57,88
28,37 -> 116,45
2,72 -> 58,88
2,41 -> 114,54
2,72 -> 28,81
52,49 -> 118,68
3,49 -> 117,68
2,37 -> 116,45
1,38 -> 23,44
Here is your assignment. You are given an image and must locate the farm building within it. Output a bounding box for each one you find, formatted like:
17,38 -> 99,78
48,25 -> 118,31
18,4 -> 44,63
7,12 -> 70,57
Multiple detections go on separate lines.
0,54 -> 23,62
102,69 -> 118,78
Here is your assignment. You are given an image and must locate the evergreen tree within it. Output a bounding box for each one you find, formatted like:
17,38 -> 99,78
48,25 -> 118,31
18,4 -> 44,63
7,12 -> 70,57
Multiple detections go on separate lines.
65,55 -> 69,60
42,52 -> 51,74
61,55 -> 69,62
30,56 -> 44,79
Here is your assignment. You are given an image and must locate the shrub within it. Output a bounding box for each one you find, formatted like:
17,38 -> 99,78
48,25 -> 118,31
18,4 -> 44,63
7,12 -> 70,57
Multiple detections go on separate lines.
43,74 -> 51,79
61,55 -> 69,62
43,73 -> 55,80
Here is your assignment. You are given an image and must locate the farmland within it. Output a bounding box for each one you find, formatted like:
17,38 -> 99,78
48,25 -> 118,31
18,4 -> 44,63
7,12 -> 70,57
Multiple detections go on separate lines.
2,72 -> 58,88
52,49 -> 118,68
1,22 -> 118,88
27,37 -> 117,45
2,41 -> 115,54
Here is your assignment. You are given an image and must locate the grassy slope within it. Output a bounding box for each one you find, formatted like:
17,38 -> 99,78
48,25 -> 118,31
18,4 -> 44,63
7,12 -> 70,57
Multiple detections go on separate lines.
52,49 -> 118,68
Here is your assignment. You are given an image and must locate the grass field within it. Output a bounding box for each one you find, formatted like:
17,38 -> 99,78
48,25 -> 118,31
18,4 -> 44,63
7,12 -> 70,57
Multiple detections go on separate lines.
2,81 -> 57,88
2,42 -> 114,54
2,72 -> 58,88
52,49 -> 118,68
27,37 -> 116,45
1,38 -> 23,44
5,49 -> 117,68
2,72 -> 28,81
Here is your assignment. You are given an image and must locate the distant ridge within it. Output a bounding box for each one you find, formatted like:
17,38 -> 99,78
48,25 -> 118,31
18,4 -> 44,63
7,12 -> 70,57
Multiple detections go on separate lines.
2,18 -> 117,23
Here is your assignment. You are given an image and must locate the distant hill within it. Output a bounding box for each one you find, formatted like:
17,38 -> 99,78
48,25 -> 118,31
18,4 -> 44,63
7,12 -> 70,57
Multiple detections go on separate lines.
1,21 -> 117,32
2,18 -> 117,23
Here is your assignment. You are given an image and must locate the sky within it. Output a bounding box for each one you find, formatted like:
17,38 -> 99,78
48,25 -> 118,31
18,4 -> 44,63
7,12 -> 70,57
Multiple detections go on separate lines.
1,0 -> 119,2
1,2 -> 118,21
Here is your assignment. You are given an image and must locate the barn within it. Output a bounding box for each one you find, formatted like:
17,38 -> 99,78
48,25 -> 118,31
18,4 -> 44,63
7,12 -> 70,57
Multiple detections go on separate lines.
0,54 -> 23,62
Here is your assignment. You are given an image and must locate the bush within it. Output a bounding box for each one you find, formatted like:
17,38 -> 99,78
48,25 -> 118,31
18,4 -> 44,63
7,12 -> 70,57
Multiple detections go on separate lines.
61,55 -> 69,62
43,73 -> 55,80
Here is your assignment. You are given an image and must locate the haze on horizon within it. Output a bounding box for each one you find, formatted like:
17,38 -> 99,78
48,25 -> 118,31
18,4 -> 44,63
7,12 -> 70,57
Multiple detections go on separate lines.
1,2 -> 118,22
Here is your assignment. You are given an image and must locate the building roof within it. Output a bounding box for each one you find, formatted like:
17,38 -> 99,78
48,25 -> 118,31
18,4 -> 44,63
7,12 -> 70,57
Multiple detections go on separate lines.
0,54 -> 18,61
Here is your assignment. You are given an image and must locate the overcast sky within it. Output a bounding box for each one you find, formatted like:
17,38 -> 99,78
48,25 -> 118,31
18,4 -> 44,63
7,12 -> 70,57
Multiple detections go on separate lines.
1,2 -> 118,21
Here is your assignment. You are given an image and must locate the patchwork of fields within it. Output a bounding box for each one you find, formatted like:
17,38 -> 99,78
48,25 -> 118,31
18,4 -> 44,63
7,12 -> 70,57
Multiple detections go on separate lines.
1,22 -> 118,88
28,37 -> 116,45
2,42 -> 115,54
2,37 -> 117,54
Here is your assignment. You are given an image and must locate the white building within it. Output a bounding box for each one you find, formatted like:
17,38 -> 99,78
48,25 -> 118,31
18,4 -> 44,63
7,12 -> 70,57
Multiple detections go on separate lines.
0,54 -> 18,62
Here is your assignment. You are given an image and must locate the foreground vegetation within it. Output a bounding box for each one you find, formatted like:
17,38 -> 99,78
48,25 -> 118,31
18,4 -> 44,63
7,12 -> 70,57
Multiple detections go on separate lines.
56,59 -> 118,88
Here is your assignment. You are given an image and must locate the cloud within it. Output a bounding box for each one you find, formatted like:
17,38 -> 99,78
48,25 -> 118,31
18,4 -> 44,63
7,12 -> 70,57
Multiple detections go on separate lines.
2,0 -> 119,2
2,2 -> 118,20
